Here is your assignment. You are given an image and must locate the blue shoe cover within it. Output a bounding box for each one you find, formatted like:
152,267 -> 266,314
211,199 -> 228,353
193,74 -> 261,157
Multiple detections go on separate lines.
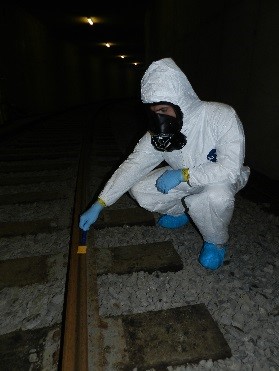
157,214 -> 189,229
198,242 -> 226,270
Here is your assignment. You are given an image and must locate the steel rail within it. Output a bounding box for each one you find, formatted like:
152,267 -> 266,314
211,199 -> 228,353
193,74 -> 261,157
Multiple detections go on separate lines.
59,120 -> 92,371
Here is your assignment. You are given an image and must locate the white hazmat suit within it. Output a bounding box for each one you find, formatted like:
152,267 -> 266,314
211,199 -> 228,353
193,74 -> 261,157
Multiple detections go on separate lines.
98,58 -> 250,246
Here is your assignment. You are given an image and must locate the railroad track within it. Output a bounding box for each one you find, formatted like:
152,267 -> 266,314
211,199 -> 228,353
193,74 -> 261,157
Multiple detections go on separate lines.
0,107 -> 94,370
60,101 -> 157,370
1,101 -> 251,370
0,101 -> 160,370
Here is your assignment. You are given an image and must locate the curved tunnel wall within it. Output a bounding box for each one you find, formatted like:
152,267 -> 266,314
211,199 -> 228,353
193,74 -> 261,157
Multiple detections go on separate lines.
0,4 -> 143,119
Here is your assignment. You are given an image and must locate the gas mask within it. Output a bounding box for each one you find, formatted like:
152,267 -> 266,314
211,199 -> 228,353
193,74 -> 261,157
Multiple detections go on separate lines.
147,104 -> 187,152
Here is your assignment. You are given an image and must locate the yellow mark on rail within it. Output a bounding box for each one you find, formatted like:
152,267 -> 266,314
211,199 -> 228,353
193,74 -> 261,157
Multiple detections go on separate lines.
77,245 -> 87,254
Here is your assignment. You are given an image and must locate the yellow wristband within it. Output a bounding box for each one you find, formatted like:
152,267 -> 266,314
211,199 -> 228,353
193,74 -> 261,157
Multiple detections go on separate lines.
97,197 -> 106,207
181,168 -> 190,182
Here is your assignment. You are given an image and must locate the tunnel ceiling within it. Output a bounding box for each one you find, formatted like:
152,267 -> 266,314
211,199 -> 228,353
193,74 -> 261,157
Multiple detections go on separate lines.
18,1 -> 151,65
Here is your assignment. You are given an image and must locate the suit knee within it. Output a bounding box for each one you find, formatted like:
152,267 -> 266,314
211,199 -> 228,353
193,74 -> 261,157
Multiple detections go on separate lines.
206,187 -> 235,214
129,183 -> 141,203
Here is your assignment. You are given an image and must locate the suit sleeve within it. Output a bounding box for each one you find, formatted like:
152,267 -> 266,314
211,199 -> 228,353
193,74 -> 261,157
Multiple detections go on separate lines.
99,133 -> 163,206
189,105 -> 246,186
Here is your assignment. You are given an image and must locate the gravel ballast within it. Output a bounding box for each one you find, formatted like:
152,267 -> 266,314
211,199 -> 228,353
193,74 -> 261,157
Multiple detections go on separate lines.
92,192 -> 279,370
0,104 -> 278,370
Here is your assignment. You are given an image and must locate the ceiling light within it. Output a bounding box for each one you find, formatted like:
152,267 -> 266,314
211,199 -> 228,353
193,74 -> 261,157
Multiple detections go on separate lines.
87,17 -> 94,26
105,43 -> 111,48
120,55 -> 125,59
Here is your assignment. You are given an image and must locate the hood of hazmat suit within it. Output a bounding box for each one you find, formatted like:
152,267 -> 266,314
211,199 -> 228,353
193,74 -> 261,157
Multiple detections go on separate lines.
141,57 -> 199,116
141,58 -> 199,152
98,58 -> 250,207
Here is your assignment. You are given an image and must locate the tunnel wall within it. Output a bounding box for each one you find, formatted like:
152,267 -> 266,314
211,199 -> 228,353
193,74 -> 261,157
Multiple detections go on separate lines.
0,4 -> 141,120
1,1 -> 278,180
145,0 -> 279,180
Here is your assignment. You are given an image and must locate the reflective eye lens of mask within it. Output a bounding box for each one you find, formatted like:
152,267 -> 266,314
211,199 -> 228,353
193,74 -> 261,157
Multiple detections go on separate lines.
148,113 -> 181,134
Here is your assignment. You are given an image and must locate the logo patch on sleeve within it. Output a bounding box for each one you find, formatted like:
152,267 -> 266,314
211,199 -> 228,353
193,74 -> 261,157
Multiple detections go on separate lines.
207,148 -> 217,162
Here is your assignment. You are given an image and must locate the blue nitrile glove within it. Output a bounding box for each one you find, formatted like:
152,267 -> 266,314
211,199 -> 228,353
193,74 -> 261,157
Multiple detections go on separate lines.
79,201 -> 104,231
156,169 -> 183,194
